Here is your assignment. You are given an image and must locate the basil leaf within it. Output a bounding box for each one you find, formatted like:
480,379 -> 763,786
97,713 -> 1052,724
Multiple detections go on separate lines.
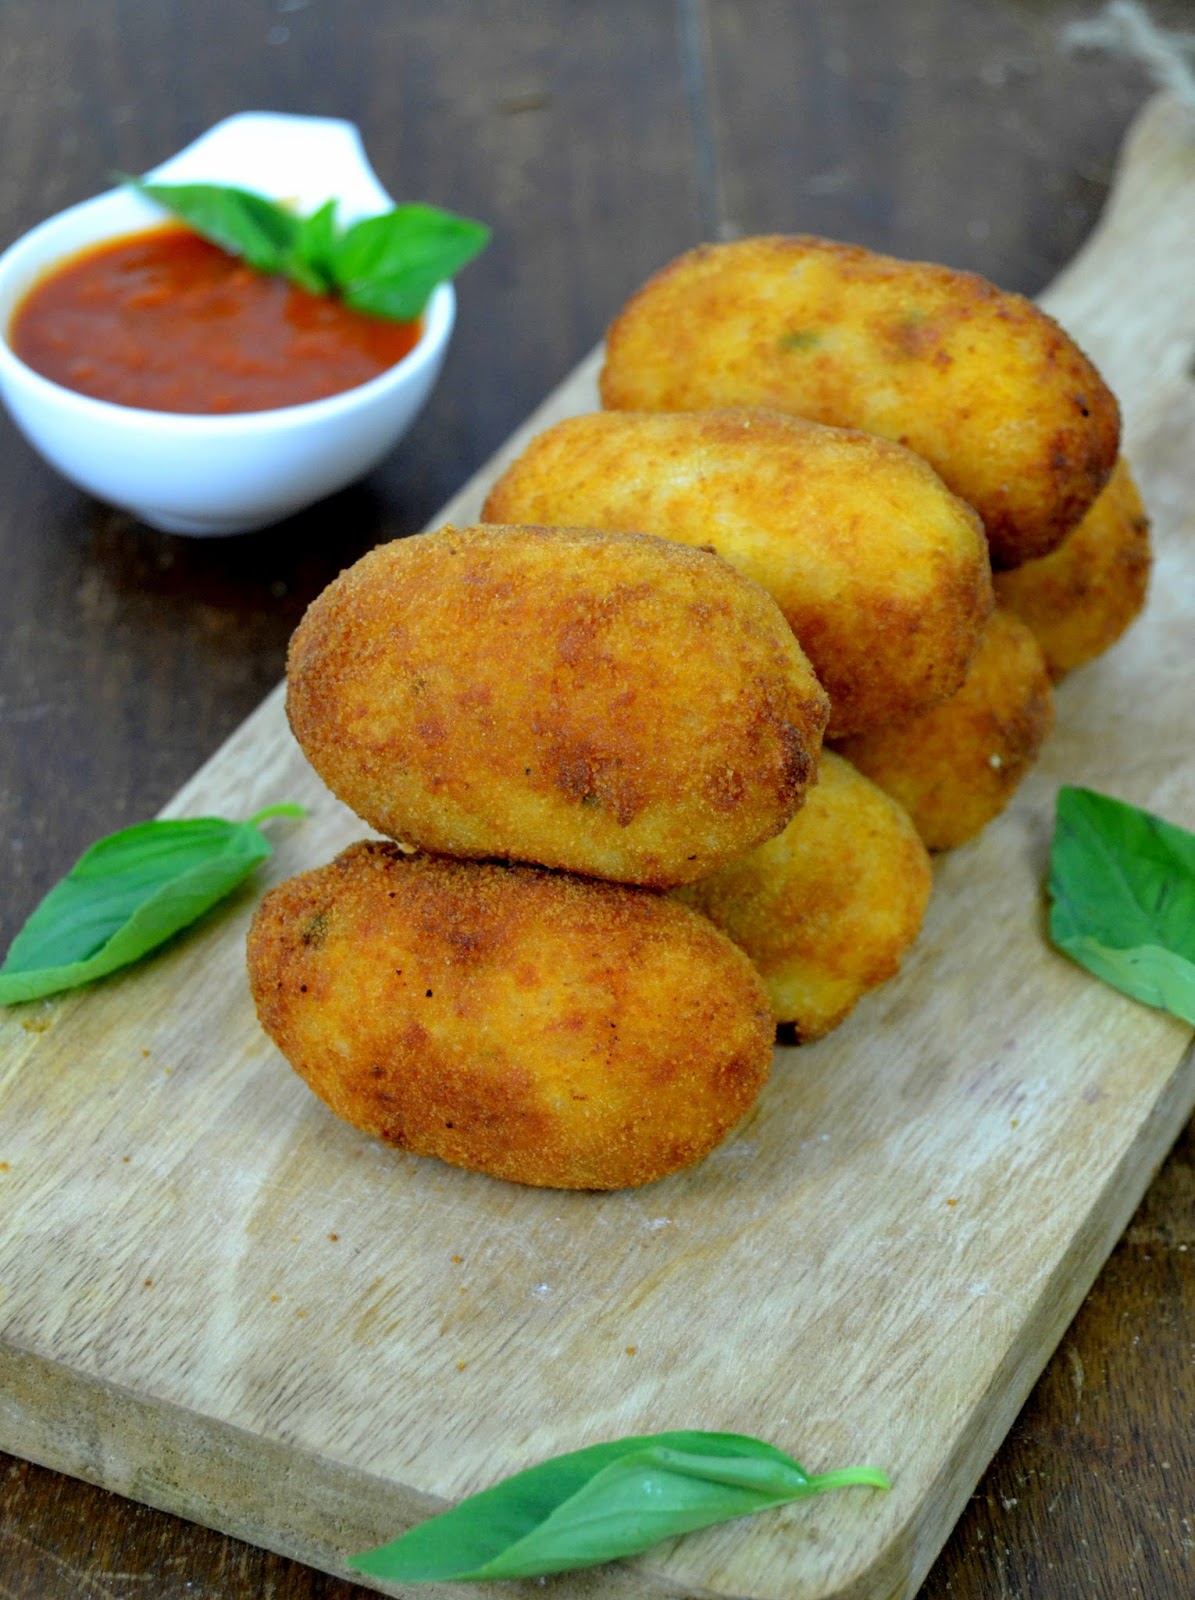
349,1430 -> 889,1583
332,204 -> 491,321
1049,785 -> 1195,1024
129,179 -> 301,277
125,176 -> 490,321
290,198 -> 339,294
0,804 -> 303,1005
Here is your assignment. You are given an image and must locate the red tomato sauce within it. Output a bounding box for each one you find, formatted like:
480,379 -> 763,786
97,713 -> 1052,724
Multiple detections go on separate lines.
8,225 -> 421,414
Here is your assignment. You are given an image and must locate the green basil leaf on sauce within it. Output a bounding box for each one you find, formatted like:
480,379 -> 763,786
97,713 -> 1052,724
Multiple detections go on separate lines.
126,177 -> 490,321
0,804 -> 303,1005
333,205 -> 492,322
349,1430 -> 889,1583
130,180 -> 301,277
290,198 -> 340,294
1049,785 -> 1195,1024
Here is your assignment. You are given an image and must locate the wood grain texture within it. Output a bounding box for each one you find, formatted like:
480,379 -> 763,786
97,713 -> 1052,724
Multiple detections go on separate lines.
3,4 -> 1195,1597
3,70 -> 1195,1600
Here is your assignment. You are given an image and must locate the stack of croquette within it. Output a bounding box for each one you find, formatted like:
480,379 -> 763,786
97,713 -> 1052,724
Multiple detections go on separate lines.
249,523 -> 832,1190
248,235 -> 1147,1191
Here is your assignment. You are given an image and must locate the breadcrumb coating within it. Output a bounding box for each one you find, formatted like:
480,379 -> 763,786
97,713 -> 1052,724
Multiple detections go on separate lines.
993,457 -> 1150,679
247,845 -> 775,1189
833,609 -> 1055,850
286,523 -> 829,887
600,235 -> 1119,568
678,752 -> 931,1041
484,408 -> 992,736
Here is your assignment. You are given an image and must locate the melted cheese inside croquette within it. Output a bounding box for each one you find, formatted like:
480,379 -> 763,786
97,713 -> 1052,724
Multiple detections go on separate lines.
286,524 -> 829,887
247,845 -> 775,1190
600,236 -> 1120,568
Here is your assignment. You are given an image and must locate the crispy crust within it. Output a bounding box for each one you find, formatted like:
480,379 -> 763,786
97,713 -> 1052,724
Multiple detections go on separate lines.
247,844 -> 774,1190
832,609 -> 1055,850
286,523 -> 829,887
677,752 -> 931,1041
992,457 -> 1151,678
483,408 -> 992,736
600,236 -> 1120,568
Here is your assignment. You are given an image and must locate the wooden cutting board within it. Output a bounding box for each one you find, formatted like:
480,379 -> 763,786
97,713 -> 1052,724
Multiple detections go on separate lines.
3,91 -> 1195,1600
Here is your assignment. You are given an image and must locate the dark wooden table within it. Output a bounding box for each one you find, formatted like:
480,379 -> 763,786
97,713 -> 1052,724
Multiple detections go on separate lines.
2,3 -> 1192,1596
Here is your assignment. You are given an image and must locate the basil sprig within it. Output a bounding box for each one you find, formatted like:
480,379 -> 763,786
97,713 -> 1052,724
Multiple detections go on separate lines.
350,1430 -> 889,1583
1049,785 -> 1195,1024
0,804 -> 303,1005
127,177 -> 490,321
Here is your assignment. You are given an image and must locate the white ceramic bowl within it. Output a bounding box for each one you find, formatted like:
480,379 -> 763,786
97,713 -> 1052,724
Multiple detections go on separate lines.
0,113 -> 454,535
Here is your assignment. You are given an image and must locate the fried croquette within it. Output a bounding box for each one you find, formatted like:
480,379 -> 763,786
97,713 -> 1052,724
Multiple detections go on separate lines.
676,752 -> 931,1042
483,408 -> 992,737
992,457 -> 1151,679
832,609 -> 1055,850
286,524 -> 829,889
247,844 -> 775,1190
599,235 -> 1120,568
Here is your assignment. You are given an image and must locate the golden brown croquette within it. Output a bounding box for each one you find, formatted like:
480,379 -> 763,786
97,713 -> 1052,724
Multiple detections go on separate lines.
993,457 -> 1150,679
677,752 -> 931,1041
483,408 -> 992,736
832,609 -> 1055,850
286,524 -> 829,887
248,844 -> 775,1189
600,235 -> 1119,568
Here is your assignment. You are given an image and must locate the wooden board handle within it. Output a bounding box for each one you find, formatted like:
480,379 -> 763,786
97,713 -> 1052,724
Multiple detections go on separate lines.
1040,93 -> 1195,435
